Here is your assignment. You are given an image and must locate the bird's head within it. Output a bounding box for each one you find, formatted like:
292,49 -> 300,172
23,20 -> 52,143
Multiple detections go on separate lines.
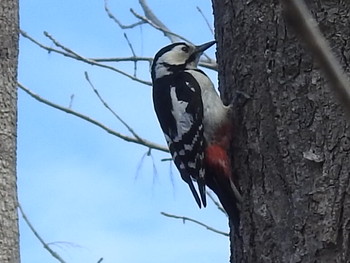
151,41 -> 216,80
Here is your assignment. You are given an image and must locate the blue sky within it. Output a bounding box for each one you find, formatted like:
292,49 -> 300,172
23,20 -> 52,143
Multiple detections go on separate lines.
18,1 -> 229,262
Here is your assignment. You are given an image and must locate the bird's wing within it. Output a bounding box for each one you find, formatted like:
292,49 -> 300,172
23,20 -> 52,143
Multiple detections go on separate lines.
153,72 -> 206,207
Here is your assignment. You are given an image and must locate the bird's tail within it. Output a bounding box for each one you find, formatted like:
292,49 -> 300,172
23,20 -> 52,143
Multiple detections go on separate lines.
197,178 -> 207,207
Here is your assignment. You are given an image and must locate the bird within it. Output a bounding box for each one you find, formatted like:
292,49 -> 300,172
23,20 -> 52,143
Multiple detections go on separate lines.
151,41 -> 241,225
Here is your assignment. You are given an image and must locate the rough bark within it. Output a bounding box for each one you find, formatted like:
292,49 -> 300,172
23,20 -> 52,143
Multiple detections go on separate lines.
212,0 -> 350,262
0,0 -> 20,262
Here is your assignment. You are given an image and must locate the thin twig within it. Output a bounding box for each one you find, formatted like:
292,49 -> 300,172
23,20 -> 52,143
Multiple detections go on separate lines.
161,212 -> 229,237
196,6 -> 214,35
18,82 -> 169,153
20,30 -> 76,58
135,148 -> 159,183
20,30 -> 152,86
137,0 -> 215,62
281,0 -> 350,115
44,31 -> 81,58
230,179 -> 243,204
68,94 -> 74,109
129,8 -> 214,62
84,71 -> 143,141
130,8 -> 192,44
104,0 -> 145,29
18,204 -> 66,263
207,191 -> 227,216
44,31 -> 151,85
138,0 -> 179,42
123,33 -> 138,76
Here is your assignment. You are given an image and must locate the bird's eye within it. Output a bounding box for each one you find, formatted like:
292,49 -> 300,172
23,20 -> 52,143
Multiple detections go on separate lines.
181,46 -> 189,53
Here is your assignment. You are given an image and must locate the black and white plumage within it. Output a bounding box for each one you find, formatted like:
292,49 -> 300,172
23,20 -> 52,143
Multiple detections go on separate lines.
151,41 -> 242,229
151,41 -> 232,209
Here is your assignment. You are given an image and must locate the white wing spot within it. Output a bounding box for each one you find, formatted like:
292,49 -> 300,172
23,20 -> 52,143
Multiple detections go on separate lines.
185,81 -> 195,92
199,168 -> 205,178
184,144 -> 192,151
188,162 -> 196,169
170,86 -> 194,140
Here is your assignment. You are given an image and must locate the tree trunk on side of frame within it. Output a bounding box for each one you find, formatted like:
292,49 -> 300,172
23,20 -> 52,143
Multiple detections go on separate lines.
212,1 -> 350,262
0,0 -> 20,262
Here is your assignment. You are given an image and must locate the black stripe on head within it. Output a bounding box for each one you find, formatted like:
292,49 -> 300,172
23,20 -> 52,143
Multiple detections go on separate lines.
186,52 -> 197,65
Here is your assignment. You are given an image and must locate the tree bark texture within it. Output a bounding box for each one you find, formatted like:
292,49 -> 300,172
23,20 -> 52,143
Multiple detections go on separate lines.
0,0 -> 20,262
212,0 -> 350,262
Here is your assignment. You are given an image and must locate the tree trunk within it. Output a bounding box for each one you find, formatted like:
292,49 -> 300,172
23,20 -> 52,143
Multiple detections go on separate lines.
0,0 -> 20,262
212,0 -> 350,262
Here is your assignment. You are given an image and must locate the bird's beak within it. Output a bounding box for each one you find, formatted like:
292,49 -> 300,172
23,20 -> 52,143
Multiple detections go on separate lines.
195,41 -> 216,53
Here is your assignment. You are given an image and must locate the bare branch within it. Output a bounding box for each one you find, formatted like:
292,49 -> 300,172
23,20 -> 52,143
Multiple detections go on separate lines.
18,82 -> 169,153
43,31 -> 82,58
103,0 -> 217,67
281,0 -> 350,115
84,71 -> 143,141
127,9 -> 217,64
138,0 -> 179,42
20,30 -> 152,86
131,3 -> 218,62
103,0 -> 217,65
45,31 -> 152,85
89,56 -> 152,63
130,8 -> 192,44
104,0 -> 145,29
160,212 -> 229,237
207,191 -> 227,216
18,204 -> 66,263
20,30 -> 75,58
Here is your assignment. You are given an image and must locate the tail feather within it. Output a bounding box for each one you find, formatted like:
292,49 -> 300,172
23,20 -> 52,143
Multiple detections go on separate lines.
206,175 -> 240,230
197,179 -> 207,207
186,178 -> 202,208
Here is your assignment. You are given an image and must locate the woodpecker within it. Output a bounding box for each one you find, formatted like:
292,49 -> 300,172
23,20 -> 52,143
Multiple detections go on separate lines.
151,41 -> 240,223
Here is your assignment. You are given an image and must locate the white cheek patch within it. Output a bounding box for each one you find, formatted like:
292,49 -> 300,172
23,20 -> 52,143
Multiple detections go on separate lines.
155,49 -> 188,78
170,86 -> 193,141
163,51 -> 187,65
